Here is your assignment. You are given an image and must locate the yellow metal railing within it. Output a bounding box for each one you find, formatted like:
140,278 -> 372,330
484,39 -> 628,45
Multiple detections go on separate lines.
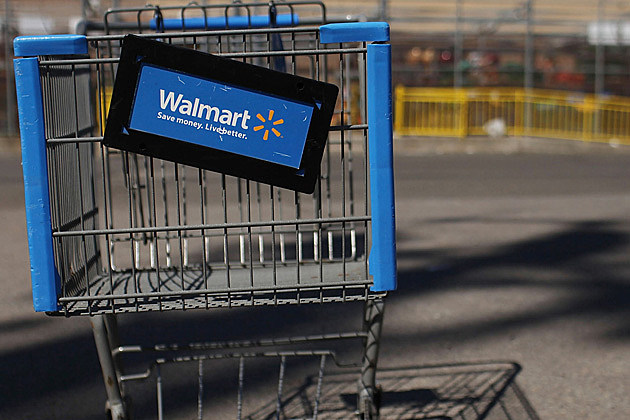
395,86 -> 630,145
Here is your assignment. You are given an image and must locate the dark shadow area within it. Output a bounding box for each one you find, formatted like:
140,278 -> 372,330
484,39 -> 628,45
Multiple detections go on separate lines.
341,389 -> 439,409
243,362 -> 537,420
0,317 -> 45,334
394,221 -> 630,338
1,218 -> 628,418
0,300 -> 367,419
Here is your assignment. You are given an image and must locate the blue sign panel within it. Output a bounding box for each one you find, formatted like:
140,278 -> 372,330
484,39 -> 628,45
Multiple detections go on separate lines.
104,35 -> 339,193
129,65 -> 314,169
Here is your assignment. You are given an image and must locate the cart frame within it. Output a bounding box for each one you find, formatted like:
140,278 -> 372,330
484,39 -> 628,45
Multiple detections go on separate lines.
14,5 -> 395,419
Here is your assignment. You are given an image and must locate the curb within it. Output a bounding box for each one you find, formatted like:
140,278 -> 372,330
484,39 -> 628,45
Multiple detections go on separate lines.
394,135 -> 630,156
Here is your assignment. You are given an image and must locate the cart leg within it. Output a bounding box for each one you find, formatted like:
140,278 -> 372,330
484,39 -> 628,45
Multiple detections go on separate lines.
103,314 -> 134,413
91,314 -> 129,420
103,314 -> 124,378
358,298 -> 385,419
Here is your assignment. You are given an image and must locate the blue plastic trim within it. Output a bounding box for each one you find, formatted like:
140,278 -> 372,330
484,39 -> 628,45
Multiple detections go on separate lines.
14,57 -> 60,312
14,35 -> 88,57
151,13 -> 298,30
319,22 -> 389,44
367,43 -> 396,292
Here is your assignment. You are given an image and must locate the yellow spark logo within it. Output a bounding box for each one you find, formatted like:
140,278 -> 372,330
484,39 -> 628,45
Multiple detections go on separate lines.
253,109 -> 284,141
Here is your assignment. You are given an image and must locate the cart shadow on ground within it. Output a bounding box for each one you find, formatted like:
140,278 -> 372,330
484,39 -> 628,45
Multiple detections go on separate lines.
394,219 -> 630,342
1,219 -> 629,419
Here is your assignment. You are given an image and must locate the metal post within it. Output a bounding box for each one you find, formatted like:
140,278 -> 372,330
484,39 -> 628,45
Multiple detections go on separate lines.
594,0 -> 605,138
524,0 -> 533,91
103,313 -> 125,380
454,0 -> 463,88
358,298 -> 385,419
4,0 -> 15,136
595,0 -> 605,96
91,315 -> 128,420
378,0 -> 388,22
523,0 -> 533,134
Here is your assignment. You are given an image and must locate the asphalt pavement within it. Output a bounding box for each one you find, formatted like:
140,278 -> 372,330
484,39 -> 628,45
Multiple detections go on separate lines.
1,137 -> 629,419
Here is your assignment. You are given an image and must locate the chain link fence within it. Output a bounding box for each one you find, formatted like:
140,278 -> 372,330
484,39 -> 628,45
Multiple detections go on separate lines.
3,0 -> 630,138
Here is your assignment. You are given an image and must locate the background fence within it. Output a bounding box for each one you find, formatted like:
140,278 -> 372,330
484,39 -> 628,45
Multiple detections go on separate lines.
395,86 -> 630,145
4,0 -> 630,139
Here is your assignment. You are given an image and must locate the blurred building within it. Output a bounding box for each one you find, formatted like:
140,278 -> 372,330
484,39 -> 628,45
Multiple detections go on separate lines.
388,1 -> 630,96
2,0 -> 630,135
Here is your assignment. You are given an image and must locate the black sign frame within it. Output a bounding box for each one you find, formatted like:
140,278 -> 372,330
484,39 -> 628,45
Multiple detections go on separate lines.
104,35 -> 338,193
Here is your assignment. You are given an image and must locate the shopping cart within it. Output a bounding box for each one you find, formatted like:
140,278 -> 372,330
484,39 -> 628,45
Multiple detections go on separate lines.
14,2 -> 395,419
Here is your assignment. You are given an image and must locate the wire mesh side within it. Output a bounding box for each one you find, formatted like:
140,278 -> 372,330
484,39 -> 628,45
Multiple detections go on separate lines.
40,59 -> 101,310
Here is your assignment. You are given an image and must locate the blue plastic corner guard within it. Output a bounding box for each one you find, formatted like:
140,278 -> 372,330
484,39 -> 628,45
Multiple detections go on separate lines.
14,57 -> 60,312
367,43 -> 397,292
14,34 -> 88,57
151,13 -> 299,30
319,22 -> 389,44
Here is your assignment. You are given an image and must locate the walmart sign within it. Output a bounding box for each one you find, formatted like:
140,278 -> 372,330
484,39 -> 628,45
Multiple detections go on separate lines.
129,65 -> 314,169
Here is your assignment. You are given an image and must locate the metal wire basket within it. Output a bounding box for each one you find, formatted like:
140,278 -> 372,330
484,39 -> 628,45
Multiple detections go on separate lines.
16,3 -> 395,317
14,2 -> 396,418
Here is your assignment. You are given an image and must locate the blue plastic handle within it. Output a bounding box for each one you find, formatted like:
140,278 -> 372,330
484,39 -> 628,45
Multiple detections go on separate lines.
151,13 -> 299,30
14,57 -> 61,311
367,43 -> 397,292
